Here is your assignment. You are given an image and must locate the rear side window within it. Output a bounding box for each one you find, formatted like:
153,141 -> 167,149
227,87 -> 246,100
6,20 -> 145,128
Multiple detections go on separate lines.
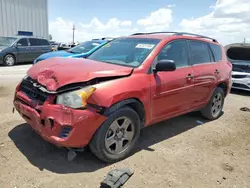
17,38 -> 28,46
209,43 -> 222,62
29,38 -> 39,46
189,41 -> 211,65
38,39 -> 50,45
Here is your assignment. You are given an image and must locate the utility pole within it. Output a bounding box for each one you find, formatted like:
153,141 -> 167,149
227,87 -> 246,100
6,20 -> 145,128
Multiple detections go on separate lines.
72,25 -> 75,45
244,37 -> 246,43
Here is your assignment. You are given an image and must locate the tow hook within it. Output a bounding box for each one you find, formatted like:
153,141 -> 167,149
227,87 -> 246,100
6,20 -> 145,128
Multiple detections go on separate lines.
66,148 -> 85,161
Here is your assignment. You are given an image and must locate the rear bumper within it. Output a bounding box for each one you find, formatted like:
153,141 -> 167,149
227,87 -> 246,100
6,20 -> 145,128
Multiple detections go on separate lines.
14,91 -> 107,148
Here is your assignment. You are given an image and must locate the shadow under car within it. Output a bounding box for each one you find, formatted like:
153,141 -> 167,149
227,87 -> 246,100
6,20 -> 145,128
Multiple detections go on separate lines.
8,111 -> 211,174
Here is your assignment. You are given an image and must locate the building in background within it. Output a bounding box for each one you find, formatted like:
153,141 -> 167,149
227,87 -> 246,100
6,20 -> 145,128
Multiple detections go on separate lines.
0,0 -> 48,39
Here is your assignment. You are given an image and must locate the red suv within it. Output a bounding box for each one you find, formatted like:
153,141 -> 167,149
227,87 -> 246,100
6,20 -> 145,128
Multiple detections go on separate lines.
14,32 -> 232,162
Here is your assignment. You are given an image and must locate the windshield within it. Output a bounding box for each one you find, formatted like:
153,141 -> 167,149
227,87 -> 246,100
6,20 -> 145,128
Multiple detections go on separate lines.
0,37 -> 17,46
68,41 -> 101,54
87,38 -> 160,67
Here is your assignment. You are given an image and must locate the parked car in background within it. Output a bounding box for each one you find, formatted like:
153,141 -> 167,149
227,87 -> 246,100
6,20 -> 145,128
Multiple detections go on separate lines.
230,61 -> 250,91
14,32 -> 232,163
57,43 -> 71,51
0,36 -> 52,66
49,41 -> 60,51
225,43 -> 250,91
33,38 -> 113,64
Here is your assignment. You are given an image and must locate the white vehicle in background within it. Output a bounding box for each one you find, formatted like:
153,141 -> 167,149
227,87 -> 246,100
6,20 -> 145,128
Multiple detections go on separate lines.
231,60 -> 250,91
225,43 -> 250,91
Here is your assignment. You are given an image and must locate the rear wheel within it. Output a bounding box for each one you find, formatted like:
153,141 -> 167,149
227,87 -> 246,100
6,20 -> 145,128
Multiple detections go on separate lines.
89,107 -> 140,163
201,87 -> 225,120
4,54 -> 16,66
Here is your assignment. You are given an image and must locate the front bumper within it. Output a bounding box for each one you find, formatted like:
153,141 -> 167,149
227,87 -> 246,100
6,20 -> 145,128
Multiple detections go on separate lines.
0,54 -> 4,64
231,73 -> 250,91
14,90 -> 107,148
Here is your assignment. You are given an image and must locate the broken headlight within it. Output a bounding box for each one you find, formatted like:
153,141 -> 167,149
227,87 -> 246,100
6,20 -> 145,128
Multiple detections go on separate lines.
56,86 -> 96,109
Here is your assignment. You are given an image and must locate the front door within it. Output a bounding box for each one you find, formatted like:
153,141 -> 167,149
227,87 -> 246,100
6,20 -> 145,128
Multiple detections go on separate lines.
15,38 -> 30,62
150,40 -> 195,123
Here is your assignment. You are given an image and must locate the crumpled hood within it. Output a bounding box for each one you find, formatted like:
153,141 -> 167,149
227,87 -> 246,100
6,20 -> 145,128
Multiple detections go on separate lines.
28,57 -> 133,91
37,50 -> 73,60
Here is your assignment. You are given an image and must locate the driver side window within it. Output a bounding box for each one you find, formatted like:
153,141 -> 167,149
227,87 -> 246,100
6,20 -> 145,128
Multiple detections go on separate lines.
17,38 -> 28,46
154,40 -> 189,68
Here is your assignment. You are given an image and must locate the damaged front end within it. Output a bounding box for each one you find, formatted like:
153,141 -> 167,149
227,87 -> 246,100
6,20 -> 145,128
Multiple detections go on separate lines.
13,75 -> 107,148
14,57 -> 134,150
13,71 -> 131,149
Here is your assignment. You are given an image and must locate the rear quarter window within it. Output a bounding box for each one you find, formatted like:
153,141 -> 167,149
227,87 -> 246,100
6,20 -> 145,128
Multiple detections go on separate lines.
209,43 -> 222,62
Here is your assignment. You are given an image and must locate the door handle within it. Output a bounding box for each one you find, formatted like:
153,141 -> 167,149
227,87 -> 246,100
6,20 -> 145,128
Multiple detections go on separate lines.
186,74 -> 194,79
215,69 -> 220,74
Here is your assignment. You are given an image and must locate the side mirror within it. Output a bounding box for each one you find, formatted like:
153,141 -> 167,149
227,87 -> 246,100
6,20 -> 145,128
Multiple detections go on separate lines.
153,59 -> 176,72
16,43 -> 22,47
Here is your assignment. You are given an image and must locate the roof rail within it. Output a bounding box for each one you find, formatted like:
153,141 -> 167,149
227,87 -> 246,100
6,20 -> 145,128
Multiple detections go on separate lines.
131,32 -> 218,43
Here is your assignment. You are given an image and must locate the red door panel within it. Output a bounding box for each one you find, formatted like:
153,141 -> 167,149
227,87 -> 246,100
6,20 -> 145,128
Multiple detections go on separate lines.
191,63 -> 219,108
188,40 -> 220,109
151,67 -> 194,123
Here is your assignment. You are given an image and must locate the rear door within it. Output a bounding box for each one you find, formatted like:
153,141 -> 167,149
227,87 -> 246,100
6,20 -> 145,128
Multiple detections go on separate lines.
188,40 -> 219,109
15,38 -> 30,62
37,39 -> 52,55
150,39 -> 195,123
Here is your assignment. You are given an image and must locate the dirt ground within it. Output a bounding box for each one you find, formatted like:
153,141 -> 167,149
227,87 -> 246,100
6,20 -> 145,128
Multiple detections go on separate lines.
0,78 -> 249,188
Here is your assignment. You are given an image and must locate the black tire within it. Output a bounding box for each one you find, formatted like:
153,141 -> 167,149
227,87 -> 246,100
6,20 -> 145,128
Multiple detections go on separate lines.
4,54 -> 16,66
89,106 -> 140,163
201,87 -> 225,120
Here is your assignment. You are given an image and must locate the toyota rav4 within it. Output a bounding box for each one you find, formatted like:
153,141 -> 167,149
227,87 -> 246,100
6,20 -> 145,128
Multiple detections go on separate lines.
13,32 -> 232,163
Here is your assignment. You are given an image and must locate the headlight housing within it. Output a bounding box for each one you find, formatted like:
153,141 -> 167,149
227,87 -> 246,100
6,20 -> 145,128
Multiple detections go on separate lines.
56,86 -> 96,109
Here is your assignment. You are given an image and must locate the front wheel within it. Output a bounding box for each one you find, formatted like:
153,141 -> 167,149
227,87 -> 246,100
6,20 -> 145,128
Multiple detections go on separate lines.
4,54 -> 16,66
201,87 -> 225,120
89,107 -> 140,163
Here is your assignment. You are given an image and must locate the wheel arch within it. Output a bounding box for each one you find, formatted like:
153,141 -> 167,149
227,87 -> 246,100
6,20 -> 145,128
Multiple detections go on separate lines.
217,82 -> 228,96
4,53 -> 17,62
103,98 -> 146,129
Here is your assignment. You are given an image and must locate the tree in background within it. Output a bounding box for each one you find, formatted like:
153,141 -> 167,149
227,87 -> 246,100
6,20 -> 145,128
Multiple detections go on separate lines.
49,34 -> 53,41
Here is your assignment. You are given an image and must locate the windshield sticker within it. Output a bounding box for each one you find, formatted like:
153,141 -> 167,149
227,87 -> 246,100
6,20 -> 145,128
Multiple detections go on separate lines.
136,44 -> 155,49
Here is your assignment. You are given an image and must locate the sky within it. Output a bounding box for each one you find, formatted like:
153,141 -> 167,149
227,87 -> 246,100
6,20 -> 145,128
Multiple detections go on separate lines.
48,0 -> 250,45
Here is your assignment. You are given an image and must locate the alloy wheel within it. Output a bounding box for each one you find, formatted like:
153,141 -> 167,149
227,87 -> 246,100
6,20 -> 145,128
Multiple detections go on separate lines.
5,56 -> 15,66
105,117 -> 135,154
211,93 -> 223,117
